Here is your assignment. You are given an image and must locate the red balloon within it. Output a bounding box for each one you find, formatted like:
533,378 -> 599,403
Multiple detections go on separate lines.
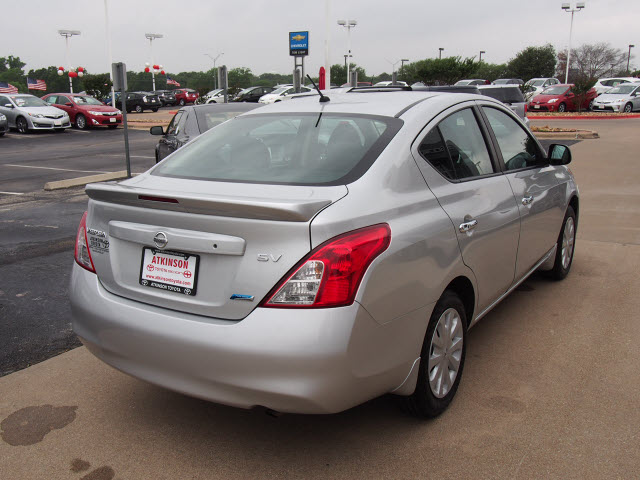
77,67 -> 84,73
160,70 -> 165,75
59,66 -> 65,71
144,67 -> 150,73
153,64 -> 159,70
69,71 -> 78,78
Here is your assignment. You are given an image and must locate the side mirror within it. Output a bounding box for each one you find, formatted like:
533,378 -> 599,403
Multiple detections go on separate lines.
548,144 -> 571,165
4,103 -> 14,108
149,126 -> 164,136
65,102 -> 73,107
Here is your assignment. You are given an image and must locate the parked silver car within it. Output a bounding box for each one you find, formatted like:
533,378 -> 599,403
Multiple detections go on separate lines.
591,82 -> 640,112
0,93 -> 71,133
0,113 -> 7,136
593,77 -> 638,95
70,91 -> 578,417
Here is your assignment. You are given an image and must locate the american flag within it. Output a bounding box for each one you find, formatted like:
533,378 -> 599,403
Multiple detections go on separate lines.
27,78 -> 47,91
0,81 -> 18,94
166,76 -> 181,87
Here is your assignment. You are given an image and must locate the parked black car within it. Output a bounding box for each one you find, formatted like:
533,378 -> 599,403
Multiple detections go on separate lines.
152,90 -> 176,106
0,113 -> 8,136
150,103 -> 261,162
232,86 -> 274,103
106,92 -> 161,113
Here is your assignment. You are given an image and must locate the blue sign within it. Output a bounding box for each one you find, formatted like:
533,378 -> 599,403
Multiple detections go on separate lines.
289,31 -> 309,56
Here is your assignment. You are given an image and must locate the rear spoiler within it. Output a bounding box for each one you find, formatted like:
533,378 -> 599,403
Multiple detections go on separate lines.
85,182 -> 336,222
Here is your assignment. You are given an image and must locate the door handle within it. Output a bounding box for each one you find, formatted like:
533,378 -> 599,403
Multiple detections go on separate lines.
459,219 -> 478,233
522,196 -> 534,206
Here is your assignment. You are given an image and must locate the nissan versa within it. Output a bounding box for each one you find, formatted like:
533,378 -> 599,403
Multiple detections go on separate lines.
70,89 -> 579,417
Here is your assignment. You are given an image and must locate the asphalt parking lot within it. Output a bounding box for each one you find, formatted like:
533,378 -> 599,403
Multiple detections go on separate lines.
0,118 -> 639,478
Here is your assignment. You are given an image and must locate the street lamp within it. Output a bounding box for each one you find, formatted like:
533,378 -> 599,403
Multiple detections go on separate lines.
343,53 -> 352,77
479,50 -> 485,62
337,19 -> 357,84
102,0 -> 115,107
145,33 -> 163,91
58,30 -> 81,93
400,58 -> 409,79
439,47 -> 444,60
628,45 -> 635,74
204,52 -> 224,89
561,2 -> 585,84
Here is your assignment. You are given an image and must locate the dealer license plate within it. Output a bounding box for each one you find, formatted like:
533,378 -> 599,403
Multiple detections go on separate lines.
534,105 -> 540,109
139,248 -> 199,296
54,120 -> 62,126
110,117 -> 116,122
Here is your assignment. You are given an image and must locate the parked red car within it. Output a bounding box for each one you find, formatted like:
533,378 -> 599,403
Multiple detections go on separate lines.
528,84 -> 597,112
43,93 -> 122,129
173,89 -> 199,106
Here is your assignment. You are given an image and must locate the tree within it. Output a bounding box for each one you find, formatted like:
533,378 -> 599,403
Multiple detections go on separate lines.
556,43 -> 628,82
403,57 -> 477,85
227,67 -> 253,91
506,45 -> 556,81
82,74 -> 112,100
330,63 -> 367,86
0,56 -> 26,73
472,62 -> 508,82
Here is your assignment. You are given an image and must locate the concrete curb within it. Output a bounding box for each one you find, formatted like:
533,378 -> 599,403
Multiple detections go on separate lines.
533,130 -> 599,140
528,114 -> 640,120
43,171 -> 129,191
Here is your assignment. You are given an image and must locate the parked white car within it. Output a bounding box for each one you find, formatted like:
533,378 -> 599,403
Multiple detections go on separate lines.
258,85 -> 312,104
204,89 -> 225,104
593,77 -> 638,95
591,82 -> 640,112
523,78 -> 560,102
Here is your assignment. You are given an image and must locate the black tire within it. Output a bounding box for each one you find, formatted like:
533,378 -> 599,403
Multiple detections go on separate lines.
179,99 -> 185,106
0,132 -> 4,137
548,206 -> 577,280
151,108 -> 159,112
75,114 -> 87,130
135,105 -> 143,113
558,103 -> 567,113
403,290 -> 467,418
588,100 -> 594,110
16,116 -> 28,134
624,103 -> 633,113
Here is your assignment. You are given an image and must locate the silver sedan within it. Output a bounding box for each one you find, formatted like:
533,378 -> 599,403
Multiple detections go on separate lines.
0,93 -> 71,133
591,82 -> 640,113
70,90 -> 578,417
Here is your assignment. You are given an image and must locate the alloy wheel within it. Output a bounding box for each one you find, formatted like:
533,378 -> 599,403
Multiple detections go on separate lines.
16,117 -> 28,133
428,307 -> 464,398
624,103 -> 632,113
561,217 -> 575,270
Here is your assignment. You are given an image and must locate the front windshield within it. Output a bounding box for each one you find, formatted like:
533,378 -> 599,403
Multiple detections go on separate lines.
606,85 -> 637,95
541,86 -> 569,95
10,96 -> 48,107
72,96 -> 103,105
153,113 -> 401,186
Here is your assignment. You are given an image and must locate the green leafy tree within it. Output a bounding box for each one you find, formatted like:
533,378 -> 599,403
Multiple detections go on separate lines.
473,62 -> 508,82
403,57 -> 477,85
571,75 -> 597,112
506,44 -> 556,81
0,56 -> 26,73
227,67 -> 254,91
330,63 -> 367,86
82,74 -> 112,100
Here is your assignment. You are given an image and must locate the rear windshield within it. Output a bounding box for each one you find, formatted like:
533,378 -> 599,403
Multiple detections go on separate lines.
479,87 -> 525,104
153,113 -> 402,186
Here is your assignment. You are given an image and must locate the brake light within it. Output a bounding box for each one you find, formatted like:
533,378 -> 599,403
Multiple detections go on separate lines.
74,211 -> 96,273
261,224 -> 391,308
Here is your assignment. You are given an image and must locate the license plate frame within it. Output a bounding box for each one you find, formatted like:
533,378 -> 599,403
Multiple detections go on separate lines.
139,247 -> 200,296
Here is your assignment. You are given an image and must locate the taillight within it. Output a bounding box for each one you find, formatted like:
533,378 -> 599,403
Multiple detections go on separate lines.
74,211 -> 96,273
261,224 -> 391,308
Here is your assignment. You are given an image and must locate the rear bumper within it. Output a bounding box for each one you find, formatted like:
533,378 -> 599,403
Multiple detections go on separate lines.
70,264 -> 422,414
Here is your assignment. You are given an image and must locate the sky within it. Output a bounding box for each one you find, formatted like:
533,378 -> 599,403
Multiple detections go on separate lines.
1,0 -> 638,77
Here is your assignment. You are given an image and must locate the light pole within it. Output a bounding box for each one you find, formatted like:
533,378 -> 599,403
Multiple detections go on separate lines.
439,47 -> 444,60
400,58 -> 409,79
204,53 -> 224,89
561,2 -> 585,84
58,30 -> 81,93
337,20 -> 357,84
628,45 -> 635,74
145,33 -> 163,91
103,0 -> 115,106
479,50 -> 485,62
343,54 -> 352,78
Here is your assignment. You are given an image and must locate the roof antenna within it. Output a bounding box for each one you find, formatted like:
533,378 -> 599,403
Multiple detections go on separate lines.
306,74 -> 330,103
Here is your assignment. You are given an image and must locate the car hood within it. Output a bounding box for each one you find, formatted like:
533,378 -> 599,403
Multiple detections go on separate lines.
77,104 -> 121,112
17,105 -> 69,116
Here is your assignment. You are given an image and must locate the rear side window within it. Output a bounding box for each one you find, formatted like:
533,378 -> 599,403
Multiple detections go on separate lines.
153,113 -> 402,186
419,108 -> 495,181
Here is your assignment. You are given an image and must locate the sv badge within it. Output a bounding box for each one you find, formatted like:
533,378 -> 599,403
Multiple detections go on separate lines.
257,254 -> 282,262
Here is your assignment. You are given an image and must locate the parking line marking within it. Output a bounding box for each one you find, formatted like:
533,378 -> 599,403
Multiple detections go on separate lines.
4,164 -> 111,174
0,191 -> 24,195
104,154 -> 155,159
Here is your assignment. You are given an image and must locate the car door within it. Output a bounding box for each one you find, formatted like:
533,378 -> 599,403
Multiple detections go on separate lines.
479,104 -> 565,279
413,104 -> 520,313
0,95 -> 17,127
157,110 -> 185,160
55,95 -> 75,121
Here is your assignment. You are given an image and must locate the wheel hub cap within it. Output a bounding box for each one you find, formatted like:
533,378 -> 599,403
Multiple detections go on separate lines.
561,217 -> 575,270
428,308 -> 463,398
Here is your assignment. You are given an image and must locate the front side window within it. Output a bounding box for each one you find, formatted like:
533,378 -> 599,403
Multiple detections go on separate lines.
45,95 -> 57,104
56,96 -> 70,105
419,108 -> 495,181
166,111 -> 184,135
153,113 -> 401,185
483,107 -> 544,171
0,96 -> 10,106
